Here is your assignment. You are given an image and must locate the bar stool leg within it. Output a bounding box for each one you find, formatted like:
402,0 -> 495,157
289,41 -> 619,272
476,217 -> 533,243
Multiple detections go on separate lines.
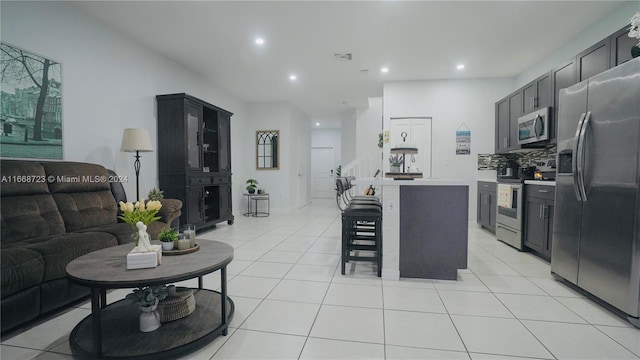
341,216 -> 347,275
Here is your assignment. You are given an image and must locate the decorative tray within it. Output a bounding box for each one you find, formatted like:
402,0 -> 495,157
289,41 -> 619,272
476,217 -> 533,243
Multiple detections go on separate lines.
163,243 -> 199,256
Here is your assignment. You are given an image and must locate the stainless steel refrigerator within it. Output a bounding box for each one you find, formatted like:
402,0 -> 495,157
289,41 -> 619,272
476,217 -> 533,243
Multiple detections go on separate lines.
552,57 -> 640,326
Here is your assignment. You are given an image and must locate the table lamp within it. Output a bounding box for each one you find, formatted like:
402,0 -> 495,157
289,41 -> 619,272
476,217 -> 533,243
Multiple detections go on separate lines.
120,128 -> 153,200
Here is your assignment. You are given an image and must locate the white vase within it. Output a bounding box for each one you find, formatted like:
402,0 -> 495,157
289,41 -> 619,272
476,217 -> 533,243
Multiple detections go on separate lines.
139,299 -> 161,332
161,241 -> 174,251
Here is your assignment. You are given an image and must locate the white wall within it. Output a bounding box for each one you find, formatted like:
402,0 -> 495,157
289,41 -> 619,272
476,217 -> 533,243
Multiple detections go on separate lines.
340,109 -> 357,165
245,102 -> 310,213
311,129 -> 342,169
516,2 -> 639,87
383,78 -> 514,221
356,97 -> 383,159
1,1 -> 250,218
288,105 -> 311,210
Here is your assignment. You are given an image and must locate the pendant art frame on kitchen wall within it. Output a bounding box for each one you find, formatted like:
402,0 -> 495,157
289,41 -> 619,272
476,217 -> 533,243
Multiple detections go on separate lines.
0,42 -> 63,159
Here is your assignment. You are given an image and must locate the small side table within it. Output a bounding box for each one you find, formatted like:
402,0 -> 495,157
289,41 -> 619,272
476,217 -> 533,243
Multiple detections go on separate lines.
252,194 -> 270,217
244,193 -> 270,217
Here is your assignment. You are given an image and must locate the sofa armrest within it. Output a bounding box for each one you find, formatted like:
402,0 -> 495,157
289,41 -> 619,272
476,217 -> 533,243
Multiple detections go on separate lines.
157,199 -> 182,225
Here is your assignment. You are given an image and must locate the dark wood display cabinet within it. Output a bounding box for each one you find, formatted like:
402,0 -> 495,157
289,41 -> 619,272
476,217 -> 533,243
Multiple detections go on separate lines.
477,181 -> 496,234
156,93 -> 234,232
523,184 -> 555,261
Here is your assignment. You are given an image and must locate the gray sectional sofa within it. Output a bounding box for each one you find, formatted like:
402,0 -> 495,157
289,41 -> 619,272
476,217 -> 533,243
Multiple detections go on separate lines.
0,160 -> 182,333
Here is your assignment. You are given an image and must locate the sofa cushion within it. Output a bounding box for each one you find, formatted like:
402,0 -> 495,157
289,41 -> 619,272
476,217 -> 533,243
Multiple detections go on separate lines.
1,194 -> 66,244
42,161 -> 112,193
40,162 -> 119,232
52,190 -> 118,232
0,160 -> 50,197
75,222 -> 135,245
1,247 -> 45,298
25,232 -> 118,282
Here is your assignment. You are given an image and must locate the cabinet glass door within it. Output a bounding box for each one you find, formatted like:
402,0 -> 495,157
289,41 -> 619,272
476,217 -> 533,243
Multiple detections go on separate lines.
218,114 -> 231,172
186,103 -> 202,171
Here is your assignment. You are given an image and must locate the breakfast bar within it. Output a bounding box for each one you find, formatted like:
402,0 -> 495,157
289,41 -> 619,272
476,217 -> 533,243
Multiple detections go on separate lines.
354,178 -> 469,280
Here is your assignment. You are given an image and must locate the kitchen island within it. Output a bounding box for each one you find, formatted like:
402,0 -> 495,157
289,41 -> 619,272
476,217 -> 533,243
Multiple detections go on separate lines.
354,178 -> 469,280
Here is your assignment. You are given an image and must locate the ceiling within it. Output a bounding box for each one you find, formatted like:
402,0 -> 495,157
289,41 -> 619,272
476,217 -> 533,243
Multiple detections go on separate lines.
73,1 -> 626,125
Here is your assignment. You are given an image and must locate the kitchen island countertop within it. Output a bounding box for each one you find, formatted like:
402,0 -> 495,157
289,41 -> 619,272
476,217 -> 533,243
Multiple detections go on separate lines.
353,178 -> 469,186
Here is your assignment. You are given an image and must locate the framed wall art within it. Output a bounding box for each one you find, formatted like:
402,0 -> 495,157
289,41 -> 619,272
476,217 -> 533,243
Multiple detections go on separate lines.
1,42 -> 63,159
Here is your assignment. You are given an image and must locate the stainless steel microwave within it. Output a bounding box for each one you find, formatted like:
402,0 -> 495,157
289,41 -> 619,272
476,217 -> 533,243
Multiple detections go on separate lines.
518,107 -> 549,145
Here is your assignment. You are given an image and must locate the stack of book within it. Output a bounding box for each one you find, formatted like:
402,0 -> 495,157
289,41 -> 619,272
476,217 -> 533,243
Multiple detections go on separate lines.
126,245 -> 162,270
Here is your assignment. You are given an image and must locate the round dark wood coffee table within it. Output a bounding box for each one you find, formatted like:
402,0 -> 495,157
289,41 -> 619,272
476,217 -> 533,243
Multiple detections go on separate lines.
66,240 -> 234,360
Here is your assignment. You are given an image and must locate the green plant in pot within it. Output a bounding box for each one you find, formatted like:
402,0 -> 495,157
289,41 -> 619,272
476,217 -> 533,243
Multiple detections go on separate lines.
126,285 -> 168,332
389,154 -> 404,173
246,179 -> 258,194
158,228 -> 178,251
147,187 -> 164,201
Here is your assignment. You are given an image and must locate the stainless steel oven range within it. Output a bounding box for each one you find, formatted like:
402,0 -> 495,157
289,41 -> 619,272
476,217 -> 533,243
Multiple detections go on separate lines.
496,178 -> 524,250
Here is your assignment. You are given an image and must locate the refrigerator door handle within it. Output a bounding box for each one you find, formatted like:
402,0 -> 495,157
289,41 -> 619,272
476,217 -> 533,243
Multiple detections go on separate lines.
572,112 -> 587,201
577,111 -> 591,202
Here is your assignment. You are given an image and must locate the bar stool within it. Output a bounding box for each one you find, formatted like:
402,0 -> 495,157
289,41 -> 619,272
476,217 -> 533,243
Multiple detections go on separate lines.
341,204 -> 382,277
336,177 -> 382,277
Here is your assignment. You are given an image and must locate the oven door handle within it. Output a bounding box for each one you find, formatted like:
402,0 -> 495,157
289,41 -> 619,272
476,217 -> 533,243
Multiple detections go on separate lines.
533,114 -> 543,139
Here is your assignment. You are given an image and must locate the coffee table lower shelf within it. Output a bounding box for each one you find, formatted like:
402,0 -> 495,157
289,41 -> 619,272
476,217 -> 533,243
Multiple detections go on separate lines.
69,289 -> 234,360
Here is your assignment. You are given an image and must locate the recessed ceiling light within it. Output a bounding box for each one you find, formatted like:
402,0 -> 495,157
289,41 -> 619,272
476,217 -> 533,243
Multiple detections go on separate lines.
315,122 -> 320,126
255,38 -> 265,45
381,67 -> 389,73
289,74 -> 297,81
457,64 -> 465,70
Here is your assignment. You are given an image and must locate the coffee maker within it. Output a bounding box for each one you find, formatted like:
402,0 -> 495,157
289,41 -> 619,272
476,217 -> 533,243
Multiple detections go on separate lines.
497,159 -> 519,179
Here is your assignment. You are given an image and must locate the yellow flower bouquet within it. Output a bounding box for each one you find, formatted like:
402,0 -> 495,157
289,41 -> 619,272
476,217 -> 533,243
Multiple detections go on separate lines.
119,200 -> 162,243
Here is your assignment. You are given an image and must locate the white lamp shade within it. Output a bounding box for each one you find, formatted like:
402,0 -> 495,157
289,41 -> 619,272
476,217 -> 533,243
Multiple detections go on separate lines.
121,128 -> 153,152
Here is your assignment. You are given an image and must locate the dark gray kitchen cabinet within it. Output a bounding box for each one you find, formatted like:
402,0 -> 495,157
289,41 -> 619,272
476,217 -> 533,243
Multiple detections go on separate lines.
577,39 -> 611,82
522,71 -> 552,114
495,97 -> 510,153
610,26 -> 638,67
524,184 -> 555,260
495,25 -> 635,151
477,181 -> 496,233
508,91 -> 522,151
495,89 -> 522,153
551,58 -> 577,145
157,93 -> 234,231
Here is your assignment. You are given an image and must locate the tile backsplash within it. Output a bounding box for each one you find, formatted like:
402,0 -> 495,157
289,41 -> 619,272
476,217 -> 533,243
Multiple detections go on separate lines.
478,146 -> 557,170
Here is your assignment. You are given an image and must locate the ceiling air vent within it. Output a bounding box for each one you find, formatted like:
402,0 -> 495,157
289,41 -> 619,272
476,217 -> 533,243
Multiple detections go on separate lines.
333,53 -> 353,61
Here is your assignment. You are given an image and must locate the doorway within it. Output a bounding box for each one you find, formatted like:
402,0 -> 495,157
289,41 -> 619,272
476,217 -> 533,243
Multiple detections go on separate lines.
297,131 -> 308,208
311,147 -> 335,199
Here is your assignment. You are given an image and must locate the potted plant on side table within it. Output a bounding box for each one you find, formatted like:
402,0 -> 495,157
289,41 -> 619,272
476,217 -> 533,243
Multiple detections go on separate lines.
389,154 -> 404,173
246,179 -> 258,194
158,228 -> 178,251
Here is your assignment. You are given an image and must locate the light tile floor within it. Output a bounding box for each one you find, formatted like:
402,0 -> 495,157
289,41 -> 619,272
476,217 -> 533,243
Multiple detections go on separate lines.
2,199 -> 640,359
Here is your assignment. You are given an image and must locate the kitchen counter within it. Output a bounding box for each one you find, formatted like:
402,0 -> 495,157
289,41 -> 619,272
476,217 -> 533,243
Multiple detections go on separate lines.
524,180 -> 556,186
353,178 -> 468,280
477,170 -> 497,182
354,178 -> 469,186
